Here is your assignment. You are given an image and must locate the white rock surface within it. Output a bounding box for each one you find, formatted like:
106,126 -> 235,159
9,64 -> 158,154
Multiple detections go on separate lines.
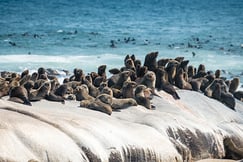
0,90 -> 242,162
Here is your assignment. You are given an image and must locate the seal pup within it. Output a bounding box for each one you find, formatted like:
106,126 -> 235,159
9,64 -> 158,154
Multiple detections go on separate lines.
9,86 -> 31,105
135,85 -> 153,109
144,51 -> 158,72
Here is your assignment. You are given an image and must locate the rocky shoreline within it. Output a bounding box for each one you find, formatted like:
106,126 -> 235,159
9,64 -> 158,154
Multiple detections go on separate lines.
0,52 -> 243,161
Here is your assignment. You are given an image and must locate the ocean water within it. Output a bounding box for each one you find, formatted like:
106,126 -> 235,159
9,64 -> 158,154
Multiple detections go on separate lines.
0,0 -> 243,86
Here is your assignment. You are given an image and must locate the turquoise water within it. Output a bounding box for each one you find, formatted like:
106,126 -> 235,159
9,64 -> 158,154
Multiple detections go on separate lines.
0,0 -> 243,85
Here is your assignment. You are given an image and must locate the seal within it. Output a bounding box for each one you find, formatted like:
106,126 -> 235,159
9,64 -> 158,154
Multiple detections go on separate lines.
215,69 -> 221,79
121,81 -> 137,98
220,91 -> 235,110
155,67 -> 180,99
86,94 -> 113,115
109,68 -> 120,75
100,86 -> 113,97
143,51 -> 158,72
135,85 -> 152,109
229,77 -> 240,94
233,91 -> 243,101
0,80 -> 10,98
83,79 -> 99,98
109,71 -> 131,89
37,67 -> 46,80
140,71 -> 156,90
29,82 -> 51,101
187,65 -> 195,79
9,86 -> 31,105
165,62 -> 177,84
74,84 -> 94,101
111,97 -> 137,110
193,64 -> 207,78
45,92 -> 65,103
70,68 -> 85,82
175,68 -> 192,90
98,64 -> 107,77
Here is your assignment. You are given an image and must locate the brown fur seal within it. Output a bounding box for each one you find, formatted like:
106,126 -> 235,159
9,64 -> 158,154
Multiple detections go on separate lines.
233,91 -> 243,101
229,77 -> 240,94
45,92 -> 65,103
220,91 -> 235,110
135,85 -> 153,109
187,65 -> 195,79
144,51 -> 158,72
83,79 -> 99,98
109,68 -> 120,75
140,71 -> 156,90
9,86 -> 31,105
121,81 -> 137,98
100,86 -> 113,97
109,71 -> 131,89
193,64 -> 207,78
111,97 -> 137,109
155,67 -> 180,99
75,84 -> 94,101
124,58 -> 136,71
215,69 -> 221,78
157,58 -> 170,67
0,80 -> 10,98
175,68 -> 192,90
165,62 -> 177,84
98,64 -> 107,77
85,94 -> 113,115
223,137 -> 243,159
29,82 -> 51,101
70,68 -> 85,82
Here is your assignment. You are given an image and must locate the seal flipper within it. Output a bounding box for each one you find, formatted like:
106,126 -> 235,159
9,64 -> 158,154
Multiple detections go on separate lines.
23,98 -> 32,106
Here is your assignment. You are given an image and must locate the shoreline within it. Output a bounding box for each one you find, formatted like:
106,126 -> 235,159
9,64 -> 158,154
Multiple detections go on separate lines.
0,52 -> 243,161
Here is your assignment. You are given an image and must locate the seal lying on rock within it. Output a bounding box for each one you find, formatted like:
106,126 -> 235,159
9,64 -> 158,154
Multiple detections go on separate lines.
135,85 -> 153,109
9,86 -> 31,105
29,82 -> 51,101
